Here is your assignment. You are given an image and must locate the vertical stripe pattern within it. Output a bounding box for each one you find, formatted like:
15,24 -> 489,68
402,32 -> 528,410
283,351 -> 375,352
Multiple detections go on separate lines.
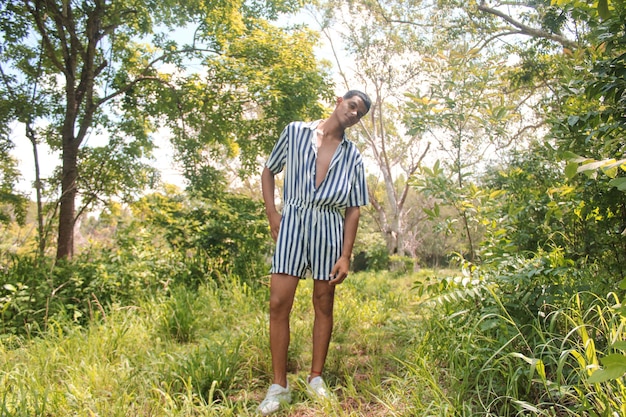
266,121 -> 369,280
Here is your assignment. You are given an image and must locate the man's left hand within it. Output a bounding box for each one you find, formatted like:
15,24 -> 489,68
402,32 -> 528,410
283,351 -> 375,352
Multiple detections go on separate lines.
329,256 -> 350,286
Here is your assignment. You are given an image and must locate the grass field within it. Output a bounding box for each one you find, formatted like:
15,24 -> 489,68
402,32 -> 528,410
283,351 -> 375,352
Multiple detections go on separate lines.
0,270 -> 447,416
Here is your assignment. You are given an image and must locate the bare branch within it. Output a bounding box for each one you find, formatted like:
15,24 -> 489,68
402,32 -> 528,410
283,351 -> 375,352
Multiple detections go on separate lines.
477,3 -> 579,49
373,0 -> 433,28
26,0 -> 66,75
476,30 -> 524,50
398,141 -> 430,209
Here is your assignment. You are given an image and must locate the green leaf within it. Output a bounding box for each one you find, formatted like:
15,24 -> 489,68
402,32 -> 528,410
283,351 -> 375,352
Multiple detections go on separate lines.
603,166 -> 618,179
565,162 -> 579,179
611,341 -> 626,350
609,177 -> 626,191
423,208 -> 437,217
598,0 -> 610,19
562,151 -> 587,163
600,354 -> 626,367
567,115 -> 580,126
588,368 -> 623,383
578,159 -> 615,173
535,358 -> 547,380
588,354 -> 626,383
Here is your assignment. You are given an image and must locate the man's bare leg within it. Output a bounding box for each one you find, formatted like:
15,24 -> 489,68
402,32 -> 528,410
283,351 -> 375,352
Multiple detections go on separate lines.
269,273 -> 300,387
311,279 -> 336,377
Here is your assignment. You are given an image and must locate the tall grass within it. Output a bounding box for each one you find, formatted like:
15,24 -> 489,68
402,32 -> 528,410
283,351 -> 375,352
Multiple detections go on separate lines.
2,267 -> 624,416
410,260 -> 626,416
0,271 -> 432,416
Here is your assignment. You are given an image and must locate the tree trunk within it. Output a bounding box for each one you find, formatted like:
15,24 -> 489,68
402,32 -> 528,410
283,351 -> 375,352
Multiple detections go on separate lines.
56,138 -> 78,259
26,124 -> 46,256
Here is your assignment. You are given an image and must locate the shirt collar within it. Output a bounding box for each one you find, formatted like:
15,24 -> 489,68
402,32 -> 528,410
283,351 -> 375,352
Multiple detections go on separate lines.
305,120 -> 347,145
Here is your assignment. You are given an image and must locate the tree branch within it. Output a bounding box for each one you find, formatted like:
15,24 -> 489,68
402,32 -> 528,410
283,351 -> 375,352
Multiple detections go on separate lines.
477,3 -> 579,49
26,0 -> 66,76
373,0 -> 432,28
398,141 -> 430,209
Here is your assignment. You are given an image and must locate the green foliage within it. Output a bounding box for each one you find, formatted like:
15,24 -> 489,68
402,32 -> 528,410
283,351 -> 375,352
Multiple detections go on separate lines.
0,238 -> 178,336
408,232 -> 626,416
166,340 -> 242,403
417,137 -> 625,287
477,142 -> 624,277
160,286 -> 200,344
0,255 -> 53,336
0,282 -> 254,415
541,2 -> 626,275
352,243 -> 389,272
0,270 -> 427,416
0,183 -> 272,337
133,187 -> 272,285
4,262 -> 626,416
480,145 -> 565,257
0,0 -> 333,258
413,160 -> 505,262
0,142 -> 27,226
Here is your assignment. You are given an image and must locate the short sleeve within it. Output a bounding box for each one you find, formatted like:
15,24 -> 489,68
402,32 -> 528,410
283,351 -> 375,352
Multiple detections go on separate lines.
347,160 -> 369,207
265,125 -> 290,174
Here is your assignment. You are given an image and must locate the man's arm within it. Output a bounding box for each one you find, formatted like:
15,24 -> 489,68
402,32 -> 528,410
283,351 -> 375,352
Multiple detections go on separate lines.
329,206 -> 360,286
262,166 -> 281,242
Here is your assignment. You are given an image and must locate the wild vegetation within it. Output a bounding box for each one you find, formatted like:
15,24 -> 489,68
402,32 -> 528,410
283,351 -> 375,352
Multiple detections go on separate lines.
1,0 -> 626,415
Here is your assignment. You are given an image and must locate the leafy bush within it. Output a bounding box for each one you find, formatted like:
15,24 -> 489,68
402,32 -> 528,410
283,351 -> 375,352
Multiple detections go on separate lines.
352,243 -> 390,272
159,286 -> 200,344
0,234 -> 180,336
412,250 -> 626,416
133,189 -> 272,286
164,340 -> 243,403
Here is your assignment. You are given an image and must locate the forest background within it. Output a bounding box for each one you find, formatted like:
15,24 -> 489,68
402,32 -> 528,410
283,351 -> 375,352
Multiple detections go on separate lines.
1,0 -> 626,415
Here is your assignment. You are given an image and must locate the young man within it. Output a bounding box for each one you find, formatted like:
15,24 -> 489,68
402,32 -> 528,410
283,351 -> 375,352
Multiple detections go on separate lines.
259,90 -> 372,415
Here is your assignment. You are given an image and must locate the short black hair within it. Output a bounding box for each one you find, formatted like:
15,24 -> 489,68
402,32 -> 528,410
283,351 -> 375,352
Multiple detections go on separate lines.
343,90 -> 372,115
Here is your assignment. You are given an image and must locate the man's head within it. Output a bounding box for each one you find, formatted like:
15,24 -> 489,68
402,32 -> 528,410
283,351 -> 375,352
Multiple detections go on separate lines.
331,90 -> 371,130
343,90 -> 372,115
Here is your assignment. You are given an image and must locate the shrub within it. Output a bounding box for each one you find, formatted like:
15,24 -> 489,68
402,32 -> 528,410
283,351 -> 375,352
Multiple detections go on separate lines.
159,286 -> 200,344
352,244 -> 390,272
165,340 -> 243,403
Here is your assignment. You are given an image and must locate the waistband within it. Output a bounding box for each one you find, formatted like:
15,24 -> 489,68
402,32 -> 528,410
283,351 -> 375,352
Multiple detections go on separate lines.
284,201 -> 341,213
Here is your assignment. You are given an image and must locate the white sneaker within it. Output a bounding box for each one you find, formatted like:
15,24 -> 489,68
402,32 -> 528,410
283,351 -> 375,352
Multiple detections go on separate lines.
258,383 -> 291,415
307,376 -> 330,399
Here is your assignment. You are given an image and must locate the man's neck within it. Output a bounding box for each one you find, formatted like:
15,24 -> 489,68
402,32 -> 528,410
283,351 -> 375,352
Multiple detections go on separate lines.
316,118 -> 344,142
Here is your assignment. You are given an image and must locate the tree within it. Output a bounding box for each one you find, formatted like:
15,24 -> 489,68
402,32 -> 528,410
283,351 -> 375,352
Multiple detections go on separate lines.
459,0 -> 626,271
317,0 -> 543,261
311,1 -> 431,257
552,0 -> 626,276
0,0 -> 332,259
420,0 -> 626,274
405,45 -> 533,261
0,142 -> 28,226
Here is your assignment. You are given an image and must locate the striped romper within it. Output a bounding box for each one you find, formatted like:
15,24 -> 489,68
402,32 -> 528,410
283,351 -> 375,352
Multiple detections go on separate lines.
266,120 -> 369,280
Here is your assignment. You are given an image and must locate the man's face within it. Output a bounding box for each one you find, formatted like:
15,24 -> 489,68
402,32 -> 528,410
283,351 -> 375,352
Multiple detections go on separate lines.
335,96 -> 368,128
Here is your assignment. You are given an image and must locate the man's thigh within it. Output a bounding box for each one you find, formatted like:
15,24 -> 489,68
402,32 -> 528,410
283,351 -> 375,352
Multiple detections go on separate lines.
270,273 -> 300,307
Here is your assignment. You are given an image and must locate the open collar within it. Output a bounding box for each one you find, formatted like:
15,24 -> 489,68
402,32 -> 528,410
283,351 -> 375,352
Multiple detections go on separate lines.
304,120 -> 347,145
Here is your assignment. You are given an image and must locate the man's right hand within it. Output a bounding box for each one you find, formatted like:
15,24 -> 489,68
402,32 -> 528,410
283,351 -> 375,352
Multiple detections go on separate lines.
268,211 -> 281,242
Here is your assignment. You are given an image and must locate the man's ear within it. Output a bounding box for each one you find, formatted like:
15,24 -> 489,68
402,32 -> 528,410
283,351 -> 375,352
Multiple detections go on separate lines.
335,96 -> 343,106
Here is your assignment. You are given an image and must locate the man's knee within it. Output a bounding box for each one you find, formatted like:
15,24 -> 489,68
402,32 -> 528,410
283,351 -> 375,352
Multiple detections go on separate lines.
313,287 -> 335,317
269,292 -> 293,316
270,274 -> 298,317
